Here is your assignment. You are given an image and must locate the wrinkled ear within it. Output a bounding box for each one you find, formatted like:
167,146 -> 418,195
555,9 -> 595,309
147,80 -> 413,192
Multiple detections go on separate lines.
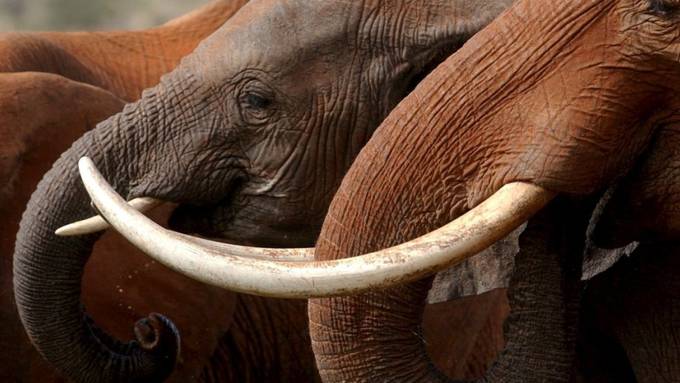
427,224 -> 523,303
594,120 -> 680,248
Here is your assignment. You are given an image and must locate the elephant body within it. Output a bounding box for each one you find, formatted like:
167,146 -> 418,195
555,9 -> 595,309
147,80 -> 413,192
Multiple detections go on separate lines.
0,1 -> 243,101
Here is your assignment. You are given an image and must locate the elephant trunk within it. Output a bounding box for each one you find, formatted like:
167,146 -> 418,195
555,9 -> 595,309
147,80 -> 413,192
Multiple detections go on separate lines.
310,199 -> 587,382
13,86 -> 180,382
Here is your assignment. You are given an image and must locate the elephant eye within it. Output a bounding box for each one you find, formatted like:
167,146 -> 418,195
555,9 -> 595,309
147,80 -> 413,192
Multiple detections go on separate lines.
244,93 -> 272,109
238,83 -> 277,125
649,0 -> 680,15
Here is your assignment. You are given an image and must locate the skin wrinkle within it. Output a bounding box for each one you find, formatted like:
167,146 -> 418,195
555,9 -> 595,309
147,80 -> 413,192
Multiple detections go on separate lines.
314,92 -> 336,211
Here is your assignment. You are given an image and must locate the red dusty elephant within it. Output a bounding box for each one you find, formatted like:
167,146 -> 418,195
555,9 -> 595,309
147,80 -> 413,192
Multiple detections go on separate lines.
304,0 -> 680,381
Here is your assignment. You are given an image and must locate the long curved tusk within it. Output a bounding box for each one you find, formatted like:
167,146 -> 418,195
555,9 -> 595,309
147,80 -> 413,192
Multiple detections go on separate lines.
55,202 -> 311,262
78,156 -> 556,298
55,197 -> 162,237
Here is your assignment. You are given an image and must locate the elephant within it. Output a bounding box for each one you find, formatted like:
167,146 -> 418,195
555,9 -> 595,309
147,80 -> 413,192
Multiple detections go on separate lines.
302,0 -> 680,380
71,0 -> 680,380
0,2 -> 253,381
11,1 -> 521,382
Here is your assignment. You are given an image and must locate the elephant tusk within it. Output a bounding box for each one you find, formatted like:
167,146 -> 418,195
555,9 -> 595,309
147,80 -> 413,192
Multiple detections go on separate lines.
78,156 -> 556,298
55,197 -> 163,236
56,170 -> 313,262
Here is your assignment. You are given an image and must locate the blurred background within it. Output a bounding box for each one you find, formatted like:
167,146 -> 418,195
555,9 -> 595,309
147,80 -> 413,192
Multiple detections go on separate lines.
0,0 -> 211,31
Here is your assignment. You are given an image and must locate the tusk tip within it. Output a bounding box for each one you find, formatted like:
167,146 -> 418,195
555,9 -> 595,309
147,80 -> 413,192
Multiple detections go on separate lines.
54,220 -> 106,237
54,227 -> 68,236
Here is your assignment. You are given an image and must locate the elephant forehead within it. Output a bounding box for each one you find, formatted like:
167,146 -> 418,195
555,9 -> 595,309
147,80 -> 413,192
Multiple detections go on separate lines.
191,0 -> 361,77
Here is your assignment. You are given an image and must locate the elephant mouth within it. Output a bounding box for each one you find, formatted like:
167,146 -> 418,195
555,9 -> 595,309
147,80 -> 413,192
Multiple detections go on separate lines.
56,168 -> 316,247
166,178 -> 245,242
164,180 -> 319,247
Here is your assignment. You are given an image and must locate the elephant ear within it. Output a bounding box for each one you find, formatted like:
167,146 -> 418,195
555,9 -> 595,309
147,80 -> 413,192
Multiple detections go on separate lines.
427,187 -> 641,303
578,122 -> 680,280
594,123 -> 680,248
427,224 -> 524,303
582,186 -> 640,280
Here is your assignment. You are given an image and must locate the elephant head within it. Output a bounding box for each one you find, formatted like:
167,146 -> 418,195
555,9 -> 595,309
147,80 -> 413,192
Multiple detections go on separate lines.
13,0 -> 514,381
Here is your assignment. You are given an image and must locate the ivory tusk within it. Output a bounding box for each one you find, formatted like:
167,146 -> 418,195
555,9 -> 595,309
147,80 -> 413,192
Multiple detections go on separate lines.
55,197 -> 163,236
78,156 -> 555,298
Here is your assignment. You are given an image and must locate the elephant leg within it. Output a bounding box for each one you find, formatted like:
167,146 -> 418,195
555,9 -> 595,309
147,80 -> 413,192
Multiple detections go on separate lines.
583,243 -> 680,382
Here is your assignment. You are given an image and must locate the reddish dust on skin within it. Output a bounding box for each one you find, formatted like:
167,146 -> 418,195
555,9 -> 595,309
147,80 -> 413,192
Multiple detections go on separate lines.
0,1 -> 247,101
